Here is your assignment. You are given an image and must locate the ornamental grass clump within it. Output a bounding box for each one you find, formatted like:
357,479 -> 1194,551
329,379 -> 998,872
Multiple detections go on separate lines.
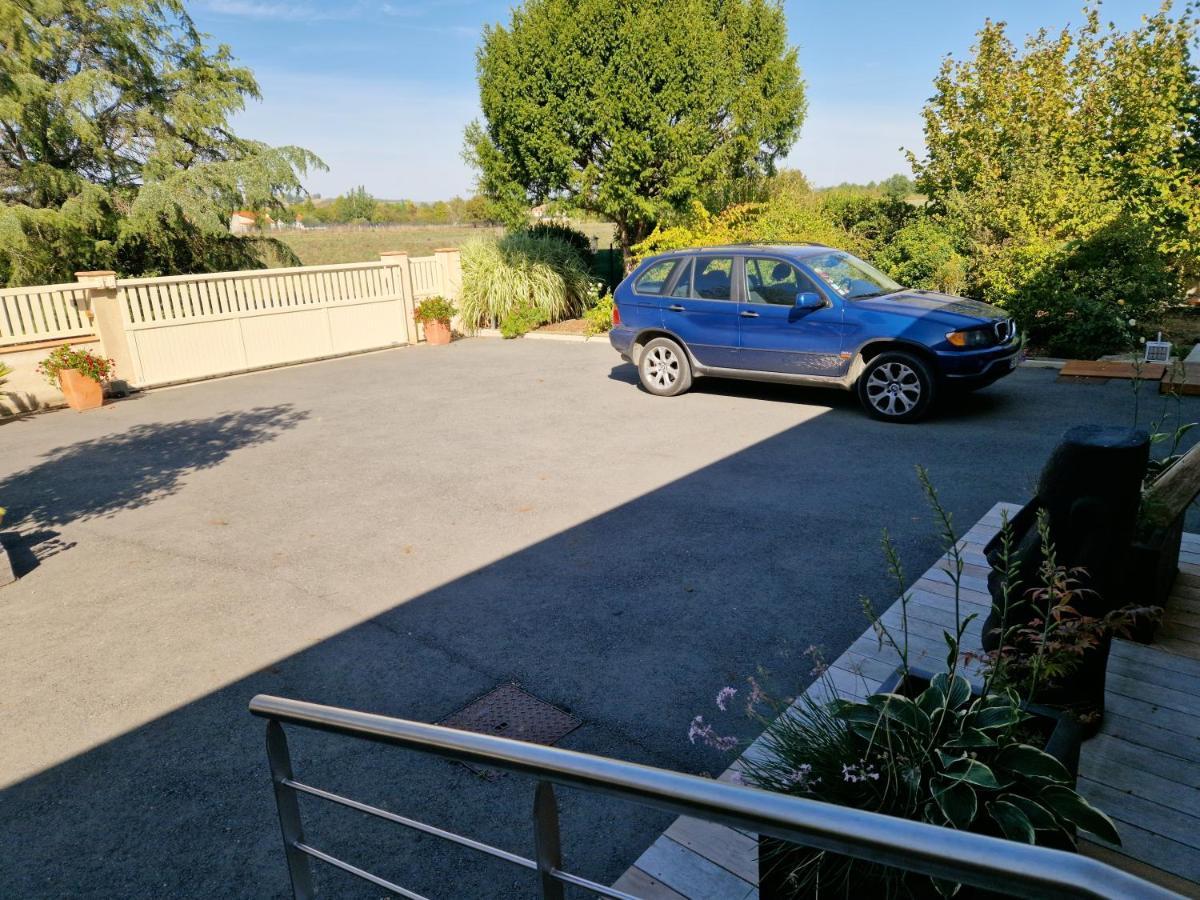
693,467 -> 1121,899
458,233 -> 593,332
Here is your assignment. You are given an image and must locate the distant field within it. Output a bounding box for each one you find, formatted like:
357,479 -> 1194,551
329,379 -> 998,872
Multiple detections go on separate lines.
274,222 -> 617,267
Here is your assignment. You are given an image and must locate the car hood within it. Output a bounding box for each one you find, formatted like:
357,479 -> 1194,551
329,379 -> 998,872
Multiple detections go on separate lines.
854,290 -> 1007,326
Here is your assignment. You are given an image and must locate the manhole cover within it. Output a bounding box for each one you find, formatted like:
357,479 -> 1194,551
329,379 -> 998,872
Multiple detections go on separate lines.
439,683 -> 581,747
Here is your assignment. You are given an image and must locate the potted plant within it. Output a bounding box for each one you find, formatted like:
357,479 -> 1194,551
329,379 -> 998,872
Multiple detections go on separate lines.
37,344 -> 115,412
414,296 -> 456,346
692,470 -> 1121,899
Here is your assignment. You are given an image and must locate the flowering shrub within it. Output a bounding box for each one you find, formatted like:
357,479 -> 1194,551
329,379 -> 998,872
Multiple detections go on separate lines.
414,296 -> 456,324
693,468 -> 1121,898
37,345 -> 114,386
581,283 -> 614,336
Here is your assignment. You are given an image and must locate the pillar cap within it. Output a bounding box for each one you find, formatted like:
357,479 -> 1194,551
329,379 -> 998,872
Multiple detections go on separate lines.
379,251 -> 409,258
75,270 -> 117,278
432,247 -> 458,253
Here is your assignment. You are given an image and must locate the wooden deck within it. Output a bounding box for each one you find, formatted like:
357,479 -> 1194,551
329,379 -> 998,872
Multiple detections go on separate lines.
613,503 -> 1200,899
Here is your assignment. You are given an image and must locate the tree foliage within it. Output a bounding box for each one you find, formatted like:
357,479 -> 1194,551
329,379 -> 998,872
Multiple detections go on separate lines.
465,0 -> 805,256
910,3 -> 1200,356
0,0 -> 323,285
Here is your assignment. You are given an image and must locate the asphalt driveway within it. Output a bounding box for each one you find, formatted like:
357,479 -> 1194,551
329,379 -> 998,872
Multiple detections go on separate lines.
1,338 -> 1196,898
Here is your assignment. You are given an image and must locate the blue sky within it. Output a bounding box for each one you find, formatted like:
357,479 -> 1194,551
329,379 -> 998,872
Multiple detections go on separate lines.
188,0 -> 1159,200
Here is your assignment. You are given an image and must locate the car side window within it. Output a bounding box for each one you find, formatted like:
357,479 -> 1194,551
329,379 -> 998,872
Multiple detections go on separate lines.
692,257 -> 734,301
634,260 -> 678,296
669,260 -> 693,297
744,257 -> 820,305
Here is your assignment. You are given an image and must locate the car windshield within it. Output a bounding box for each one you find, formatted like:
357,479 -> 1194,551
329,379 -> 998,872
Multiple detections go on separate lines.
805,251 -> 902,300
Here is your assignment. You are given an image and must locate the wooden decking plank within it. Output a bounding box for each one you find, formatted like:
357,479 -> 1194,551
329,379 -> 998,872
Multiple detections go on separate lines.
664,817 -> 758,884
1078,751 -> 1200,817
1078,776 -> 1200,852
1105,671 -> 1200,716
611,865 -> 689,900
1112,637 -> 1200,679
1082,833 -> 1200,895
1156,636 -> 1200,660
1082,733 -> 1200,790
1059,360 -> 1166,380
1104,691 -> 1200,740
635,835 -> 757,900
1098,711 -> 1200,763
1107,649 -> 1200,697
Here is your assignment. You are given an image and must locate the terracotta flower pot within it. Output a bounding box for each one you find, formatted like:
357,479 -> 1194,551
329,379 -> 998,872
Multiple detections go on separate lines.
424,319 -> 452,345
58,368 -> 104,411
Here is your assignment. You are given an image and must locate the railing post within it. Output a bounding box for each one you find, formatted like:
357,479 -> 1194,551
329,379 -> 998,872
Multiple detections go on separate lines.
75,270 -> 137,389
380,251 -> 418,344
265,721 -> 315,900
532,781 -> 565,900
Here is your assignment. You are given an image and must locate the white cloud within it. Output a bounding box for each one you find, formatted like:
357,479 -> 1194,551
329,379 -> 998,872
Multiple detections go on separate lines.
202,0 -> 363,22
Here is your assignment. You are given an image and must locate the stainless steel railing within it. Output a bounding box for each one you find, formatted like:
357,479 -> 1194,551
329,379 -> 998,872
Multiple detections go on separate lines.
249,694 -> 1181,900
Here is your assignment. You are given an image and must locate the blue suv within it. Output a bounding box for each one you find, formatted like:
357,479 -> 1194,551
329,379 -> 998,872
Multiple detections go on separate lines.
609,245 -> 1022,422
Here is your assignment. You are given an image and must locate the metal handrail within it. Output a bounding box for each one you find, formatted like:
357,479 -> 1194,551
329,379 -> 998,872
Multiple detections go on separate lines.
249,694 -> 1182,900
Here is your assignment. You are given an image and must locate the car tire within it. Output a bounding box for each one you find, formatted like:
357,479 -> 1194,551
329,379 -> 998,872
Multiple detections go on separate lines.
638,337 -> 692,397
857,351 -> 935,423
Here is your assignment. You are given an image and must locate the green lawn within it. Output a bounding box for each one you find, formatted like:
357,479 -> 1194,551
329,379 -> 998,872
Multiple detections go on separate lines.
274,222 -> 617,267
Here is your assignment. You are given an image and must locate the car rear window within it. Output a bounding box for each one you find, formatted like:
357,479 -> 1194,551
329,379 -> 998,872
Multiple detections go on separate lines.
634,260 -> 678,295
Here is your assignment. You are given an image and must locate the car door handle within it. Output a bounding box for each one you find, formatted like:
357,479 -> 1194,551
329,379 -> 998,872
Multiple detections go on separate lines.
667,304 -> 685,312
740,310 -> 759,318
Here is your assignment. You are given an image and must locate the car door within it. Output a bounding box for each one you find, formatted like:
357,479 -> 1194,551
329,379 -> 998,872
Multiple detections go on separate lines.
662,255 -> 740,368
737,256 -> 846,376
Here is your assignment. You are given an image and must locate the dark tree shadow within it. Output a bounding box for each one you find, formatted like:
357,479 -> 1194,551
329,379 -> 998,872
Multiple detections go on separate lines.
0,405 -> 308,533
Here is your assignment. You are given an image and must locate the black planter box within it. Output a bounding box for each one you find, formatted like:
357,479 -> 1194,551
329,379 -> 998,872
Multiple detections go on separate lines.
1127,513 -> 1184,643
757,668 -> 1082,899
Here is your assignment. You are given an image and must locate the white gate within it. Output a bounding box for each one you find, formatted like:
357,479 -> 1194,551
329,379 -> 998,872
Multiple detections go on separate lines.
117,261 -> 413,387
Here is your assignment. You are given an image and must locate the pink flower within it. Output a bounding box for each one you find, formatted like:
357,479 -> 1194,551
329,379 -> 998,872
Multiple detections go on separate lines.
687,715 -> 739,752
715,686 -> 737,711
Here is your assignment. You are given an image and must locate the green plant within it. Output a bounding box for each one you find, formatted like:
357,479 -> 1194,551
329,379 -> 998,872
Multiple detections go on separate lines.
0,359 -> 10,385
582,284 -> 614,336
36,345 -> 115,386
413,296 -> 456,324
499,305 -> 548,338
697,468 -> 1120,898
459,233 -> 593,330
464,0 -> 805,255
522,223 -> 594,265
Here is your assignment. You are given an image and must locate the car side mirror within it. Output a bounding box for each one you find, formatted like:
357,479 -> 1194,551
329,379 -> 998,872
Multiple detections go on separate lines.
795,291 -> 824,310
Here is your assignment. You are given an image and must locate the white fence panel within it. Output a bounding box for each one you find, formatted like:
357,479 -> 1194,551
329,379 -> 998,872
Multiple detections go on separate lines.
117,261 -> 412,387
411,258 -> 442,297
0,283 -> 94,346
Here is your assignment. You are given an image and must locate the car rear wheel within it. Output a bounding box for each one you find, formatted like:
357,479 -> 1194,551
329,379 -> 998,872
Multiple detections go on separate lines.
638,337 -> 692,397
858,351 -> 935,422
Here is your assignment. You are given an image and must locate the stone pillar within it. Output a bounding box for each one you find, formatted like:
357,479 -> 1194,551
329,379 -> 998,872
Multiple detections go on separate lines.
380,251 -> 418,344
76,271 -> 137,389
433,248 -> 464,335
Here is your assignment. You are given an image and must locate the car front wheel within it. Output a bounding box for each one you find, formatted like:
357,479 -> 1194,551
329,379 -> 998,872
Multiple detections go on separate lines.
638,337 -> 692,397
857,351 -> 935,422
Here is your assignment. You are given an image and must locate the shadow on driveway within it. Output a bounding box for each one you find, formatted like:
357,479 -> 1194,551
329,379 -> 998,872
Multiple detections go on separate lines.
0,405 -> 307,576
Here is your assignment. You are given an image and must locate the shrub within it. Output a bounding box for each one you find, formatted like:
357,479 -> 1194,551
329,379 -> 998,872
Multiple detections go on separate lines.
0,359 -> 10,385
1005,218 -> 1178,358
499,305 -> 548,338
583,283 -> 614,336
414,296 -> 456,324
459,233 -> 593,331
635,195 -> 863,261
876,218 -> 967,294
522,222 -> 594,265
37,344 -> 114,386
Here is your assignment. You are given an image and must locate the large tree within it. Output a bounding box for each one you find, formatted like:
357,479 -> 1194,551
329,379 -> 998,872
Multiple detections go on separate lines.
0,0 -> 322,285
464,0 -> 805,260
908,4 -> 1200,355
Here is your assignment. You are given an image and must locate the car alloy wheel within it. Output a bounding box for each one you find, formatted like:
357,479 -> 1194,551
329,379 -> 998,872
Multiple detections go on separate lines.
865,361 -> 922,417
645,344 -> 680,390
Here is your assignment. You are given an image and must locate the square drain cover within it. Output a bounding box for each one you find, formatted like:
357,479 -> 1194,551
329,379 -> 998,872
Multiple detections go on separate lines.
439,683 -> 581,747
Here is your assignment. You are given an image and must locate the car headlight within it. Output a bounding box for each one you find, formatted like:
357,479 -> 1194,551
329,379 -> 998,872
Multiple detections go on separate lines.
946,328 -> 994,349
